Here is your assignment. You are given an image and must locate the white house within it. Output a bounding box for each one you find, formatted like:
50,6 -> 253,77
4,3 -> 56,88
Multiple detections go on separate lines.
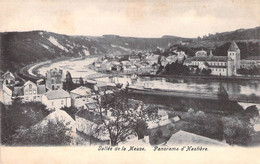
0,82 -> 13,105
42,89 -> 71,110
70,86 -> 93,109
13,80 -> 46,102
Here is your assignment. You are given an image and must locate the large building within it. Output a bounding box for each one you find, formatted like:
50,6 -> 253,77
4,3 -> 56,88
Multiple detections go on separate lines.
13,80 -> 46,102
45,68 -> 63,90
184,41 -> 240,76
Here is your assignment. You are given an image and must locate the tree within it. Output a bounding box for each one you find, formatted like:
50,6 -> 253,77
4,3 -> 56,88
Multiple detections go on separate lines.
222,117 -> 253,145
64,71 -> 74,91
195,68 -> 200,75
93,86 -> 158,146
11,119 -> 73,146
79,77 -> 84,86
201,68 -> 212,75
1,101 -> 49,145
244,105 -> 259,121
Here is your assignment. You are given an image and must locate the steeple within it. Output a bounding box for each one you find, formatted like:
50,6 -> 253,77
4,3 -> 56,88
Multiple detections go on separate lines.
228,41 -> 240,52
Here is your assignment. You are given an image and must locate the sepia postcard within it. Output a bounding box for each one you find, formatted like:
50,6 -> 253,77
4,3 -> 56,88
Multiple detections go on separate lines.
0,0 -> 260,163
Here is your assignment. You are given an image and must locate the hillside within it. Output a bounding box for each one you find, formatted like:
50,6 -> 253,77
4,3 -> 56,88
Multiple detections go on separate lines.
162,27 -> 260,58
0,31 -> 188,72
0,26 -> 259,72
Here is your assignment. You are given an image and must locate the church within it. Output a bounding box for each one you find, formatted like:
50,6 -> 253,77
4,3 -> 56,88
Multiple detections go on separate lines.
184,41 -> 240,76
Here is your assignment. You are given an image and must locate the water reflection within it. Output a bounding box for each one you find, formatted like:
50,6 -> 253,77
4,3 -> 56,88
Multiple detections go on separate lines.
95,75 -> 260,97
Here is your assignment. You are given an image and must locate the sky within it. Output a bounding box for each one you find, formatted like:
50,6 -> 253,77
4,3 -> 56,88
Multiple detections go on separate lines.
0,0 -> 259,38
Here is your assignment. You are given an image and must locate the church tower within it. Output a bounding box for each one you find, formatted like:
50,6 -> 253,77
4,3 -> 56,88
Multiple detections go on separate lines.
46,68 -> 63,90
227,41 -> 240,74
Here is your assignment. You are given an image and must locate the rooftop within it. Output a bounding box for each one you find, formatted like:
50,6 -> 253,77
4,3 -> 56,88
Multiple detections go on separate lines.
70,86 -> 92,96
228,41 -> 240,52
45,89 -> 70,100
165,130 -> 228,146
76,109 -> 103,124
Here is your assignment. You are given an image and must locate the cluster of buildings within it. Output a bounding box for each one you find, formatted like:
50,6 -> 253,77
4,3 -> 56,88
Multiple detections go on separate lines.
0,68 -> 175,144
184,41 -> 260,76
94,51 -> 187,75
94,41 -> 259,77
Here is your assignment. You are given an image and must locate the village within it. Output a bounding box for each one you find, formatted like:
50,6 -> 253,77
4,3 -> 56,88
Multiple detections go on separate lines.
1,50 -> 260,146
93,41 -> 260,77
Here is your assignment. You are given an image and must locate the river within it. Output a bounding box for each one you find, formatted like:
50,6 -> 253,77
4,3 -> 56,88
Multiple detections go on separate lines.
36,57 -> 260,103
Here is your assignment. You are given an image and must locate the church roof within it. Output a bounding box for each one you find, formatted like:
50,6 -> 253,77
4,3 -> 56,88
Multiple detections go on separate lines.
228,41 -> 240,51
190,56 -> 228,62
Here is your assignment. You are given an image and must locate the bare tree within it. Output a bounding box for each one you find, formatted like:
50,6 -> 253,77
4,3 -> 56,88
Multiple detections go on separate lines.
92,86 -> 158,146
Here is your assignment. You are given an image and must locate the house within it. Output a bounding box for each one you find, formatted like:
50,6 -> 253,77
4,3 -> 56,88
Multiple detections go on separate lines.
94,61 -> 102,68
2,71 -> 15,86
146,54 -> 159,65
70,86 -> 93,109
163,130 -> 228,146
184,41 -> 240,76
111,61 -> 122,71
240,56 -> 260,69
129,55 -> 140,62
42,89 -> 71,110
0,79 -> 13,105
12,80 -> 46,102
195,49 -> 207,57
45,68 -> 63,90
166,55 -> 178,65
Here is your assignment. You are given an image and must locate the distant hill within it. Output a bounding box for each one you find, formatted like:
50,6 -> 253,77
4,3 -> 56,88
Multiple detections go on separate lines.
0,26 -> 259,72
0,31 -> 188,72
162,27 -> 260,58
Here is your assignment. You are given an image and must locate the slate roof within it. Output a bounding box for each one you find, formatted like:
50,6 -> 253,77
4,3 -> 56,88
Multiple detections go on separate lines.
228,41 -> 240,51
70,86 -> 92,96
190,56 -> 228,62
37,85 -> 46,94
76,109 -> 103,124
13,86 -> 24,96
45,89 -> 70,100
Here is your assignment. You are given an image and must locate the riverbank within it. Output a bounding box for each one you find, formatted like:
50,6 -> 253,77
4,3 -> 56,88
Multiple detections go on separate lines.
17,56 -> 100,82
138,74 -> 260,81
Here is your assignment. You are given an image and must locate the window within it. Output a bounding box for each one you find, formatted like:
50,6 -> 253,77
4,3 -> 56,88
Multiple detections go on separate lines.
61,100 -> 64,105
29,84 -> 32,89
29,90 -> 32,94
33,96 -> 36,100
25,91 -> 28,94
33,90 -> 36,94
25,97 -> 28,101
